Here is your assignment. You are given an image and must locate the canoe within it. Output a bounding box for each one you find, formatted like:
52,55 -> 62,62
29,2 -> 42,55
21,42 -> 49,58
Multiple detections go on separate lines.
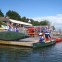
33,40 -> 56,48
56,38 -> 62,42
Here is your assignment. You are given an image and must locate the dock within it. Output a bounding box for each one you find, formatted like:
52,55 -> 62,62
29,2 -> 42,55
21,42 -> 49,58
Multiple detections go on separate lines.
0,37 -> 40,47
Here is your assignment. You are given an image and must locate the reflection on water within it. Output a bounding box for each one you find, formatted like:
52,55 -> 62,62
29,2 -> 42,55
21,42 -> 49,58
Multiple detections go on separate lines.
0,42 -> 62,62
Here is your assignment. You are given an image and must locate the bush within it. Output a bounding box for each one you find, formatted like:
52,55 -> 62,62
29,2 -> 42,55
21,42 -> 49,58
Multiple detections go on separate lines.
0,31 -> 28,41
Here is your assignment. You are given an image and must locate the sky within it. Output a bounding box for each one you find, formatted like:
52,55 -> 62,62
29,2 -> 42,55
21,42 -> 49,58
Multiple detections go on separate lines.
0,0 -> 62,30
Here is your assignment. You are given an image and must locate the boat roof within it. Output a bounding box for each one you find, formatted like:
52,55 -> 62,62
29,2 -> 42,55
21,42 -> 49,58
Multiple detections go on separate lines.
9,19 -> 32,26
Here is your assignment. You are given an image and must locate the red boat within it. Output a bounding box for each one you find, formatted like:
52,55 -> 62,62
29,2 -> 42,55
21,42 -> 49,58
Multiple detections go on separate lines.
51,37 -> 62,42
56,38 -> 62,42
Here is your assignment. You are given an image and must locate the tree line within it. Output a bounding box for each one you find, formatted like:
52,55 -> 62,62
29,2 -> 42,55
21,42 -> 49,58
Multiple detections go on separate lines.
0,9 -> 50,26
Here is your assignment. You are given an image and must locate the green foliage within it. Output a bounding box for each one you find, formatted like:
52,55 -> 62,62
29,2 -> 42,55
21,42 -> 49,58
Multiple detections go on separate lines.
28,19 -> 50,26
0,9 -> 50,26
32,21 -> 40,26
0,20 -> 6,27
0,20 -> 3,27
0,10 -> 4,17
29,19 -> 50,26
0,31 -> 28,41
6,10 -> 21,20
26,18 -> 29,23
21,17 -> 26,22
40,20 -> 50,26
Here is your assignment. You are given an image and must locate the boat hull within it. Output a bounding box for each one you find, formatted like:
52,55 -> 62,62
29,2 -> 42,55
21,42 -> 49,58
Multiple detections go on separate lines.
33,40 -> 56,48
56,38 -> 62,42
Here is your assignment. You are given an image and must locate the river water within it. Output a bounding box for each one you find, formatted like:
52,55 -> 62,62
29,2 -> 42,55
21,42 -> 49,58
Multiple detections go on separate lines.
0,42 -> 62,62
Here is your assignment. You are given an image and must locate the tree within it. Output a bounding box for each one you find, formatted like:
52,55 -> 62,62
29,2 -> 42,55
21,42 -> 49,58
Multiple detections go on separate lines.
28,19 -> 40,26
6,10 -> 21,20
26,18 -> 29,23
40,20 -> 50,26
32,21 -> 39,26
21,17 -> 27,22
0,20 -> 6,27
0,10 -> 4,17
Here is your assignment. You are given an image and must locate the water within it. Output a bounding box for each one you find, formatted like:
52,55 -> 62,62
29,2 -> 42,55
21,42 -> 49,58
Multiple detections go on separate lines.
0,42 -> 62,62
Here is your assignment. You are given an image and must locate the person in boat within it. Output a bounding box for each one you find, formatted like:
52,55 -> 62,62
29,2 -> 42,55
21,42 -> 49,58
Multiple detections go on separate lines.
39,32 -> 45,43
44,31 -> 51,41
